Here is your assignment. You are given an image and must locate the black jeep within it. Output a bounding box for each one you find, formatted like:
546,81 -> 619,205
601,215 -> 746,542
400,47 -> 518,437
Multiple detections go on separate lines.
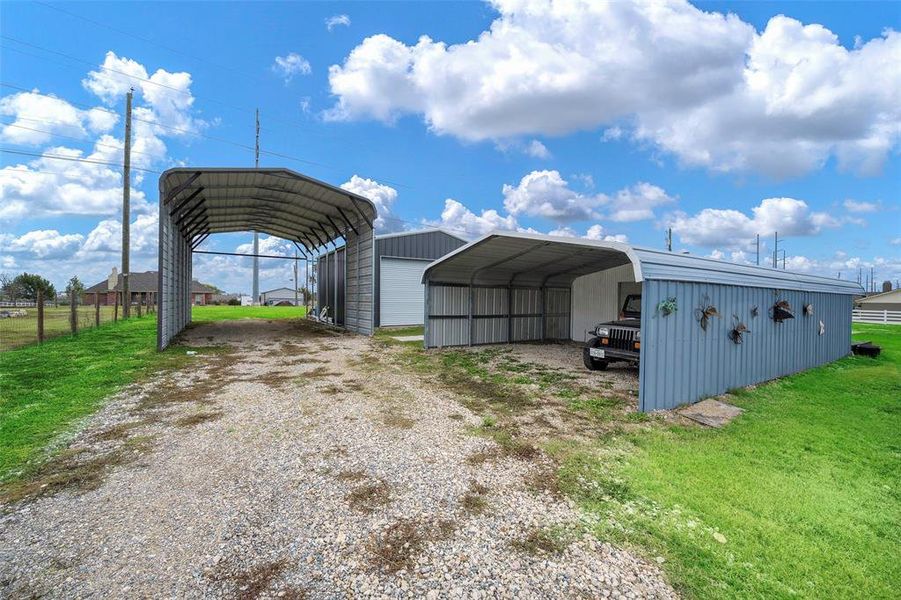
583,294 -> 641,371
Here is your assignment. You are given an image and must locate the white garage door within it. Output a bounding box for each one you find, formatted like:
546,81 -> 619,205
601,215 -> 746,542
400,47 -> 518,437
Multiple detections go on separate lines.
380,257 -> 432,326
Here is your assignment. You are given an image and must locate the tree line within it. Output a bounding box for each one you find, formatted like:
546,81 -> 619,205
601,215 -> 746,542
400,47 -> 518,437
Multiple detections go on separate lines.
0,273 -> 85,305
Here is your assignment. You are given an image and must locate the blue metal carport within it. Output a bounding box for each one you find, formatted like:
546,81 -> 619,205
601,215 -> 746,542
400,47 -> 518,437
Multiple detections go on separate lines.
421,232 -> 863,411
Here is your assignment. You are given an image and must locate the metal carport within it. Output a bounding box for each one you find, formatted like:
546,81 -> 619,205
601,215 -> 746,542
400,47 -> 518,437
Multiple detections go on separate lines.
422,232 -> 864,411
157,168 -> 377,350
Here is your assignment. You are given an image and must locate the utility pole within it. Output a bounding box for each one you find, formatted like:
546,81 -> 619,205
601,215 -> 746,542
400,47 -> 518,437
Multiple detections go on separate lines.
122,88 -> 133,318
252,108 -> 260,304
772,232 -> 778,268
665,228 -> 672,252
756,234 -> 760,266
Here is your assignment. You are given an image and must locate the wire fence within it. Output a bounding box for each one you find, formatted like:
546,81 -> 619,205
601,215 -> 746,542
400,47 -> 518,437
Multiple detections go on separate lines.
0,293 -> 156,352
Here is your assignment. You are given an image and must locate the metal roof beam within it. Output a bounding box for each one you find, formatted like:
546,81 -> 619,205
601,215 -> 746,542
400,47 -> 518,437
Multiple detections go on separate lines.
470,242 -> 551,285
201,208 -> 336,243
163,171 -> 202,205
184,215 -> 209,240
191,232 -> 210,250
336,206 -> 359,236
179,206 -> 208,236
539,254 -> 611,287
509,249 -> 594,285
169,187 -> 204,216
196,221 -> 319,247
174,196 -> 206,227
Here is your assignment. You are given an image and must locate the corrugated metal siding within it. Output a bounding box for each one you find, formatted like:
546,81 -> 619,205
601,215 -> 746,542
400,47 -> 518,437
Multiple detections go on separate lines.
639,281 -> 852,411
317,249 -> 346,325
157,200 -> 191,350
570,264 -> 636,342
374,230 -> 466,326
345,225 -> 374,335
425,284 -> 571,347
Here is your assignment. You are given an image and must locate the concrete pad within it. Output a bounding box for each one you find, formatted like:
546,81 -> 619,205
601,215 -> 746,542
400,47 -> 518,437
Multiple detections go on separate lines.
678,399 -> 744,428
391,335 -> 424,342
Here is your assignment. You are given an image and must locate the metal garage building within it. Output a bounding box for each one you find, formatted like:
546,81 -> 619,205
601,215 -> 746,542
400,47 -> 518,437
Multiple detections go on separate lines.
422,232 -> 863,411
157,168 -> 377,349
318,229 -> 466,327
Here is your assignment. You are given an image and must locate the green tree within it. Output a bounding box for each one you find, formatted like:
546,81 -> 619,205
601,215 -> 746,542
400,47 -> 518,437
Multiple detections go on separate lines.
12,273 -> 56,302
65,276 -> 85,301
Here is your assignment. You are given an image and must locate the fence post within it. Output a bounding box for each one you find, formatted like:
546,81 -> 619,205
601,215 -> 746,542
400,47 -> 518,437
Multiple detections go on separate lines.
114,292 -> 119,322
885,310 -> 888,324
69,290 -> 77,335
37,289 -> 44,344
137,293 -> 143,317
95,293 -> 100,327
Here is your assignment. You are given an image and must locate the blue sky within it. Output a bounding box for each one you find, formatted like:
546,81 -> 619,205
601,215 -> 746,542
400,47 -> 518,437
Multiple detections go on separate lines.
1,0 -> 899,295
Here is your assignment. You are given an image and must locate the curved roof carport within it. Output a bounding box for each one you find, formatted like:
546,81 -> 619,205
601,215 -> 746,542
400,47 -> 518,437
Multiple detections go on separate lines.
422,232 -> 863,411
157,168 -> 376,350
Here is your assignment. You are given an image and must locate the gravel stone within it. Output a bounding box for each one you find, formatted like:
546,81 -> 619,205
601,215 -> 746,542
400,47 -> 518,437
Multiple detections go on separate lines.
0,319 -> 674,599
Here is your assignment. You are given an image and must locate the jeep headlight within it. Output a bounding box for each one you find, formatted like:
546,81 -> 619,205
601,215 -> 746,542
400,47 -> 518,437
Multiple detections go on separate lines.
634,330 -> 641,341
596,326 -> 610,337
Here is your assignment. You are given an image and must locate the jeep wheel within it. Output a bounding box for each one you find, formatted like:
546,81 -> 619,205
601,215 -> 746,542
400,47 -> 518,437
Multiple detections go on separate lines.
583,338 -> 609,371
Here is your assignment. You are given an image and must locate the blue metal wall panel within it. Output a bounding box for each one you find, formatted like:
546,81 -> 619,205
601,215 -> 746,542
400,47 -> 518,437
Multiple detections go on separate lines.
639,281 -> 852,411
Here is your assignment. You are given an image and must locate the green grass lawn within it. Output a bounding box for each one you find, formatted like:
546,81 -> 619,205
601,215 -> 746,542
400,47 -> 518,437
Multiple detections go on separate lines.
0,306 -> 307,482
558,323 -> 900,599
192,304 -> 307,322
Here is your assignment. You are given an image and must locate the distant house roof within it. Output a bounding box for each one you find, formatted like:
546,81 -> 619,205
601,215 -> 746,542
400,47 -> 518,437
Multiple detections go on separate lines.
260,287 -> 296,296
855,288 -> 901,305
85,271 -> 217,294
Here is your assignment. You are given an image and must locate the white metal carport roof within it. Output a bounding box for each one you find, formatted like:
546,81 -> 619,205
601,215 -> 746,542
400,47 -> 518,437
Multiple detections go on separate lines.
160,168 -> 377,252
423,232 -> 863,295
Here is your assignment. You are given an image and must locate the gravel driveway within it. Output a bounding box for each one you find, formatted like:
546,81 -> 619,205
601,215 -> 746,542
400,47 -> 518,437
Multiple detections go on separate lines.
0,319 -> 674,599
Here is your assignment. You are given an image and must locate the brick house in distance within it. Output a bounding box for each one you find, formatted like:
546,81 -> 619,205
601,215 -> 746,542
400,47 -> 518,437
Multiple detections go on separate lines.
84,268 -> 217,306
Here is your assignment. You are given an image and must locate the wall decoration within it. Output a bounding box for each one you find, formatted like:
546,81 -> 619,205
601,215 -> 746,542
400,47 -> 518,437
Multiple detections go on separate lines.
819,320 -> 825,335
657,297 -> 678,316
804,303 -> 814,316
728,315 -> 751,344
771,299 -> 795,323
751,305 -> 759,318
694,296 -> 720,332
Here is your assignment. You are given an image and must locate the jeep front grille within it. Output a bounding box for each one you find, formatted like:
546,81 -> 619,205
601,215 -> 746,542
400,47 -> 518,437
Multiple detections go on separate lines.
607,328 -> 636,351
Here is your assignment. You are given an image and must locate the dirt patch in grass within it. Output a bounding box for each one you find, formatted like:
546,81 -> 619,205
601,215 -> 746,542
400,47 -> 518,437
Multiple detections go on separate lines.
524,466 -> 562,497
382,412 -> 415,429
175,411 -> 224,428
460,480 -> 490,515
1,435 -> 154,504
252,370 -> 300,388
367,520 -> 422,573
346,480 -> 391,513
510,526 -> 572,556
299,366 -> 340,380
91,420 -> 145,442
336,469 -> 368,483
211,559 -> 287,600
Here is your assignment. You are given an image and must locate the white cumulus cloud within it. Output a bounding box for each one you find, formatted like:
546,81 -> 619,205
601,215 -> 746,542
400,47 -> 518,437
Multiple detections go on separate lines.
272,53 -> 312,83
669,197 -> 841,248
326,0 -> 901,178
340,175 -> 404,233
326,14 -> 351,31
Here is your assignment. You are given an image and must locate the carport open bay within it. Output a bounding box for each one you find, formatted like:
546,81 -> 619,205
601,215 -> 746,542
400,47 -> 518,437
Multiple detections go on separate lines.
0,318 -> 668,598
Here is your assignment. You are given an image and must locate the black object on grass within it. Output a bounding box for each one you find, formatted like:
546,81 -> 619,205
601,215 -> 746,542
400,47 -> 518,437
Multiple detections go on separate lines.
851,342 -> 881,358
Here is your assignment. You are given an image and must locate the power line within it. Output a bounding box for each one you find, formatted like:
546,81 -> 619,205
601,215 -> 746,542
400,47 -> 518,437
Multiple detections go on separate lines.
0,148 -> 162,174
1,36 -> 338,138
0,119 -> 161,158
0,84 -> 409,183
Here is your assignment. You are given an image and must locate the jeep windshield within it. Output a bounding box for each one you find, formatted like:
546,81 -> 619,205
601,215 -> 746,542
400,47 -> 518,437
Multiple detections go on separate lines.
620,294 -> 641,319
